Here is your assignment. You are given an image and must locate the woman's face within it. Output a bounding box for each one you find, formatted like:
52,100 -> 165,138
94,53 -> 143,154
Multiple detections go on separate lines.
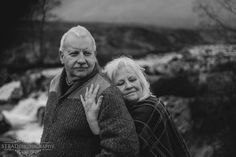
114,66 -> 143,102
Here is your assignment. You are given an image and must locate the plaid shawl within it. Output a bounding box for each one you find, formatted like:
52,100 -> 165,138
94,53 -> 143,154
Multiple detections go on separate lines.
127,96 -> 191,157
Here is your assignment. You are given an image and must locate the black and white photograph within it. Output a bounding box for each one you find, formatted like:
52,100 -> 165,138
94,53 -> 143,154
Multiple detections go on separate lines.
0,0 -> 236,157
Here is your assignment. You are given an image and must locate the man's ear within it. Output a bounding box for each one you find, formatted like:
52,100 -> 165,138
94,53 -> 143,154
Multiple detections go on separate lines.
59,51 -> 64,64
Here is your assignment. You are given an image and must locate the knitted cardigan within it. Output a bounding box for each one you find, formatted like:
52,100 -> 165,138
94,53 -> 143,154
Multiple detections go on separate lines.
39,69 -> 139,157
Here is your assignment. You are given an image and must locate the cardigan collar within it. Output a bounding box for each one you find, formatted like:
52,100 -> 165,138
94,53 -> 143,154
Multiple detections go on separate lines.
51,64 -> 100,100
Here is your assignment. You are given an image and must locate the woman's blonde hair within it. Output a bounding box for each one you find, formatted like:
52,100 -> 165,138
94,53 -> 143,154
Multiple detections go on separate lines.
103,56 -> 152,101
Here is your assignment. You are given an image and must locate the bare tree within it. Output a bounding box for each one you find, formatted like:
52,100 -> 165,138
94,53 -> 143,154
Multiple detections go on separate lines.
0,0 -> 41,52
29,0 -> 61,64
194,0 -> 236,33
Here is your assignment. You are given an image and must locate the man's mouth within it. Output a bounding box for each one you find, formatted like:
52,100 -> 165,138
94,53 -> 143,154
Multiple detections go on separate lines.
74,67 -> 88,70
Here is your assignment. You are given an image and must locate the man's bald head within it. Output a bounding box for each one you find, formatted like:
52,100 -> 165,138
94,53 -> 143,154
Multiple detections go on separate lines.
59,25 -> 96,53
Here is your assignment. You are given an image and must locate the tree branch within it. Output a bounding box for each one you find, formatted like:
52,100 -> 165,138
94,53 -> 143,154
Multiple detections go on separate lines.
199,3 -> 236,33
216,0 -> 236,15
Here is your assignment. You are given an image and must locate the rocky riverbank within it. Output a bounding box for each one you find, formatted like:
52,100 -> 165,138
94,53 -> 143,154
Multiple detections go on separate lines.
136,45 -> 236,157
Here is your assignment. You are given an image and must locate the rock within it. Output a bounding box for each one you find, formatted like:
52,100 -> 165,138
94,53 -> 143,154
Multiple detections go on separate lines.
150,74 -> 198,97
0,150 -> 19,157
190,140 -> 215,157
0,81 -> 23,102
0,68 -> 9,87
138,45 -> 236,98
41,68 -> 62,78
136,45 -> 236,75
1,92 -> 47,143
137,45 -> 236,157
2,93 -> 47,128
0,112 -> 11,135
136,53 -> 183,74
20,70 -> 51,96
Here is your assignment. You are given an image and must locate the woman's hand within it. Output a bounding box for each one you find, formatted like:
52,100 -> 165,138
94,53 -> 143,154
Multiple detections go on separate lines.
80,84 -> 103,135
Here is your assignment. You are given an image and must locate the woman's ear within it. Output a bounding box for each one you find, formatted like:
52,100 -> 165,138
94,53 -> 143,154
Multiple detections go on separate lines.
59,51 -> 64,64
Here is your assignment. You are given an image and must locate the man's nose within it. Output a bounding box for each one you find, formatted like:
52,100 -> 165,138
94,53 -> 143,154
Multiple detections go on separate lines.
76,53 -> 86,64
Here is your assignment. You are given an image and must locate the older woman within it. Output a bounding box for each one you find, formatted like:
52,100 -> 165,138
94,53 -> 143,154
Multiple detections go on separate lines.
80,57 -> 191,157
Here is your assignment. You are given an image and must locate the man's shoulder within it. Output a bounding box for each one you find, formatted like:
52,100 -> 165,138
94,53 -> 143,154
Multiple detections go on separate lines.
90,73 -> 123,98
101,85 -> 121,96
89,73 -> 112,96
93,73 -> 110,87
68,73 -> 112,99
49,70 -> 63,92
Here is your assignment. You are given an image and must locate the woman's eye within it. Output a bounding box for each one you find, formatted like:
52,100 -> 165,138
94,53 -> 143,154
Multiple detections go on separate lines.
116,81 -> 124,86
129,77 -> 137,82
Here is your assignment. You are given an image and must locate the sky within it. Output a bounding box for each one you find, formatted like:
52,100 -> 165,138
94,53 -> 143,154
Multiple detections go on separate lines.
53,0 -> 199,28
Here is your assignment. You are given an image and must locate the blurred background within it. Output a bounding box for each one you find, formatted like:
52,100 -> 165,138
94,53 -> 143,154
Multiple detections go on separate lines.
0,0 -> 236,157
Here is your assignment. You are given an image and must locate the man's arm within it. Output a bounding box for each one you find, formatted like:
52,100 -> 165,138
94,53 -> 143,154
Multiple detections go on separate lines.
95,86 -> 139,157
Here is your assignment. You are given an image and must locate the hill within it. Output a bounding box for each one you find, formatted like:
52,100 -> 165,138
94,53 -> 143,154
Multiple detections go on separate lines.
0,21 -> 228,71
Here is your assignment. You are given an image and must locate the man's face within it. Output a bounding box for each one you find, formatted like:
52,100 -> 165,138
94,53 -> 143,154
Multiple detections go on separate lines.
60,33 -> 97,82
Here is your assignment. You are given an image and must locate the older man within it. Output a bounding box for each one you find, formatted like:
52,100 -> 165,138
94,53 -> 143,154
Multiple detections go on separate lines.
39,25 -> 139,157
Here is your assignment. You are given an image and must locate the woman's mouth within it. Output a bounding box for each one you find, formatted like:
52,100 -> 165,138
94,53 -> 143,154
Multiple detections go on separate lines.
125,91 -> 136,96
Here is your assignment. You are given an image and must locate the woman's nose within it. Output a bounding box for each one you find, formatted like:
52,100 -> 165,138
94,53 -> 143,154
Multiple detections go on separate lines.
125,82 -> 132,89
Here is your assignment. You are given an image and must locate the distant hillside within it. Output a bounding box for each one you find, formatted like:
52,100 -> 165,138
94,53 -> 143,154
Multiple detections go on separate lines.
0,21 -> 226,71
53,0 -> 196,28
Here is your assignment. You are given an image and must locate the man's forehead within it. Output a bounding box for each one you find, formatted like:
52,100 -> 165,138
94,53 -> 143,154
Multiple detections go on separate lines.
63,32 -> 93,50
65,32 -> 92,43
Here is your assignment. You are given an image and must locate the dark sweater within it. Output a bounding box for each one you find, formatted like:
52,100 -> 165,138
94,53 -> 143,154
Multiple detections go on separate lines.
40,69 -> 139,157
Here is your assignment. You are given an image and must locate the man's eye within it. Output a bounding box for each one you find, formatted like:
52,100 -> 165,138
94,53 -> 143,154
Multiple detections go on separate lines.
69,52 -> 78,56
83,51 -> 91,56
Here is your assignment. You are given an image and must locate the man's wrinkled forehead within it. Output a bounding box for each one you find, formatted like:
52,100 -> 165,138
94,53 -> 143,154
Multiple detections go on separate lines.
63,32 -> 93,51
